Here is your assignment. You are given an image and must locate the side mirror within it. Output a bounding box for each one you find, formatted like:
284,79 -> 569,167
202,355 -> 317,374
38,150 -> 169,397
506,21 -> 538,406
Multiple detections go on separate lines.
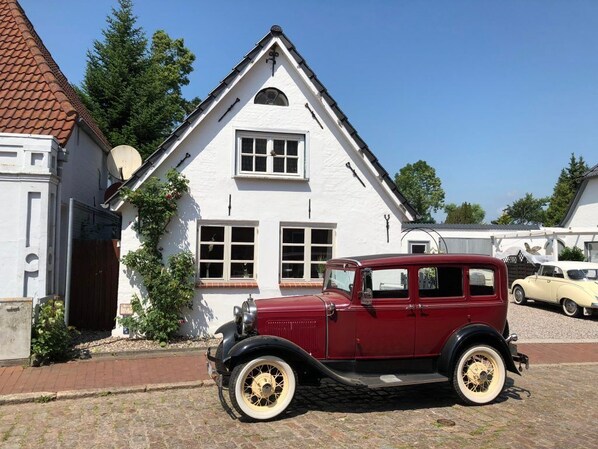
360,288 -> 373,306
361,268 -> 373,306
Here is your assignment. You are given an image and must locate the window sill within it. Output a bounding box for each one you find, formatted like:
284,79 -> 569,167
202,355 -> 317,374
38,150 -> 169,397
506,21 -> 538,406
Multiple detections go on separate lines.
279,281 -> 323,289
234,174 -> 309,182
196,281 -> 258,289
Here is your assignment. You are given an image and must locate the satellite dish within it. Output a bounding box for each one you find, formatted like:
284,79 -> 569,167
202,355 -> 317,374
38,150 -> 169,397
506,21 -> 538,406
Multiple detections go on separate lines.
107,145 -> 142,181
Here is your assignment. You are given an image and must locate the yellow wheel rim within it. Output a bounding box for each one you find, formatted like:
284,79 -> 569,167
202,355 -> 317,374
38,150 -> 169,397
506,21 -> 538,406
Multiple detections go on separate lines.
241,361 -> 289,412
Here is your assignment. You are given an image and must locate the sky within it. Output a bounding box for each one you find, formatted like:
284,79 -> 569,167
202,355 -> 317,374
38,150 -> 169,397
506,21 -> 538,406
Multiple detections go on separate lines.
18,0 -> 598,221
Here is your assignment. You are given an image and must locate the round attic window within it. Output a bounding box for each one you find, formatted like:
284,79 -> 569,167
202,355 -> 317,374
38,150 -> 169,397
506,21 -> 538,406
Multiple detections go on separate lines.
254,88 -> 289,106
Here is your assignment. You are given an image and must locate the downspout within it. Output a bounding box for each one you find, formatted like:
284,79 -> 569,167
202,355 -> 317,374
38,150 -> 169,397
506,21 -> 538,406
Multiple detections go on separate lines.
64,198 -> 74,325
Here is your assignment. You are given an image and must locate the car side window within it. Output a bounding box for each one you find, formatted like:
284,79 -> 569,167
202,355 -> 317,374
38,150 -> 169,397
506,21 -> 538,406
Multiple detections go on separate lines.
371,268 -> 408,299
553,267 -> 564,278
540,265 -> 555,277
469,268 -> 495,296
418,266 -> 463,298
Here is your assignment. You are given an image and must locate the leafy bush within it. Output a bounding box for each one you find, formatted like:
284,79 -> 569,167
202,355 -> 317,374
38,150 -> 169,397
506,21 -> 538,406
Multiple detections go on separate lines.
559,246 -> 586,262
118,170 -> 195,343
31,299 -> 76,363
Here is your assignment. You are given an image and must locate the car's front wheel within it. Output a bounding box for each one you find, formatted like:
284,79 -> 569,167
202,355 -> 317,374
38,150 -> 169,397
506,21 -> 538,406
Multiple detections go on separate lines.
512,286 -> 527,305
453,345 -> 506,405
229,356 -> 296,421
562,298 -> 582,318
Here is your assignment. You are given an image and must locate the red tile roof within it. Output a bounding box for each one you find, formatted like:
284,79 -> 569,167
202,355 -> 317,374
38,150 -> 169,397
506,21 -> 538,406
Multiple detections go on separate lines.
0,0 -> 110,149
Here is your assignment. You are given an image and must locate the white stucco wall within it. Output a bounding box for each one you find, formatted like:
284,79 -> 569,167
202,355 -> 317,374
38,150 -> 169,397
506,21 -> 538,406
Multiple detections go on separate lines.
0,128 -> 108,302
0,134 -> 59,299
565,178 -> 598,228
115,43 -> 410,336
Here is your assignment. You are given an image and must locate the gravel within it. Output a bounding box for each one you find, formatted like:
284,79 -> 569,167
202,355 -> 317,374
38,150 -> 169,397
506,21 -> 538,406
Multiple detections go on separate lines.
72,298 -> 597,356
507,296 -> 598,342
72,331 -> 220,357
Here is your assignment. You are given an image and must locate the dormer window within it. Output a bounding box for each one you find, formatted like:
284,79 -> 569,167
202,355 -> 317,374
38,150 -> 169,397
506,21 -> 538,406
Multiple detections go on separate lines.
254,88 -> 288,106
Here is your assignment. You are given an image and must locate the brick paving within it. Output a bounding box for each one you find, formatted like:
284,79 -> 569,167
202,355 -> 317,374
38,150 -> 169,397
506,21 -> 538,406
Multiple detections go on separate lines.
0,343 -> 597,397
0,364 -> 596,448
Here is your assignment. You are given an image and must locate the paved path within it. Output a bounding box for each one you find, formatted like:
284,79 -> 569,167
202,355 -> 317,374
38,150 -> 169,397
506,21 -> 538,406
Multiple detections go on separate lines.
1,343 -> 597,399
1,364 -> 597,448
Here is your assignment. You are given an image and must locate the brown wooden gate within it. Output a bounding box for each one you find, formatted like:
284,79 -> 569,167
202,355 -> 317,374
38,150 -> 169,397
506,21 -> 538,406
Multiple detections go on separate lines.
69,239 -> 120,331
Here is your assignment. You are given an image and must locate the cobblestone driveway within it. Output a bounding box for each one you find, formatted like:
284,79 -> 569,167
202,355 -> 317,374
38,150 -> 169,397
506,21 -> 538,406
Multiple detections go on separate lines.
1,364 -> 596,449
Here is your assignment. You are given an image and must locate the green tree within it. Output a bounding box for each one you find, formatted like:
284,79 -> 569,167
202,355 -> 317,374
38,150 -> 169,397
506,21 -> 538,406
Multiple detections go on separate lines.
79,0 -> 199,159
491,212 -> 513,225
444,202 -> 485,224
394,160 -> 445,223
502,193 -> 549,225
544,154 -> 588,226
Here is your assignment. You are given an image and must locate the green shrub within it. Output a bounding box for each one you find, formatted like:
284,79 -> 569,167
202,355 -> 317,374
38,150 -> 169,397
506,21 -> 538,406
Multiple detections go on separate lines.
118,170 -> 195,343
559,246 -> 586,262
31,299 -> 76,363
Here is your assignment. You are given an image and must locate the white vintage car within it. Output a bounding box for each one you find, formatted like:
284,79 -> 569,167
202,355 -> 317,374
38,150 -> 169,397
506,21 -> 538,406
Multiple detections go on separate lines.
511,261 -> 598,317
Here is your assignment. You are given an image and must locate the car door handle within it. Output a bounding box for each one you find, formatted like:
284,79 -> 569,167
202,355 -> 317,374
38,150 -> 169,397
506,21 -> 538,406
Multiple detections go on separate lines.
406,304 -> 416,316
417,304 -> 428,316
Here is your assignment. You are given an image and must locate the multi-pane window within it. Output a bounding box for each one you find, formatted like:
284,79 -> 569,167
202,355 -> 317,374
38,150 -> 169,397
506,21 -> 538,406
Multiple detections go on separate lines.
198,224 -> 256,280
281,227 -> 334,281
237,131 -> 305,178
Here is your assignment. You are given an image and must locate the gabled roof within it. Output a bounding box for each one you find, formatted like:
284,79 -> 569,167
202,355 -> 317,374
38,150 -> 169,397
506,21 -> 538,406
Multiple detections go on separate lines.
0,0 -> 110,150
105,25 -> 417,219
560,162 -> 598,226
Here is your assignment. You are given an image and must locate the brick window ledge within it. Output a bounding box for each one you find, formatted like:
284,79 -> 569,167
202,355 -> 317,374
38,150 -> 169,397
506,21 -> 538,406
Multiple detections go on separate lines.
279,281 -> 323,289
196,281 -> 258,289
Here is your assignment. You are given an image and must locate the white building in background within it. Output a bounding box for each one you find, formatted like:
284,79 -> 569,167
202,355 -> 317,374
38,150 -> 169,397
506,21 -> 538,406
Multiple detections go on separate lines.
0,0 -> 110,302
107,26 -> 417,336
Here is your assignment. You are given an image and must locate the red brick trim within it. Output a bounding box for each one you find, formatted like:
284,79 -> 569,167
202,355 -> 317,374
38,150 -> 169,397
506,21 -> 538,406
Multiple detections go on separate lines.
279,281 -> 323,289
196,281 -> 258,289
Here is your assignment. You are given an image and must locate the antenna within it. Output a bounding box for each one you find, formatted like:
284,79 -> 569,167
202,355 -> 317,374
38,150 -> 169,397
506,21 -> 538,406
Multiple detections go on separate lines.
107,145 -> 142,181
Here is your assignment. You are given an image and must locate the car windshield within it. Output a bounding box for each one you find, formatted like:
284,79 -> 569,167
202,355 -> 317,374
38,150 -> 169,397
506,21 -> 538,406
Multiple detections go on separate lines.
323,268 -> 355,295
567,269 -> 598,281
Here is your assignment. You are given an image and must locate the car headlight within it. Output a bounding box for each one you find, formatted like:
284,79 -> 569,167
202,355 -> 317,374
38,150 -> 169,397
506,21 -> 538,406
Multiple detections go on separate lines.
234,296 -> 257,336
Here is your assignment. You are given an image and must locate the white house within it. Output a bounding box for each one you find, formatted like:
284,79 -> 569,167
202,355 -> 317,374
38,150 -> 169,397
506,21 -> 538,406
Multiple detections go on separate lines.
107,25 -> 417,336
0,0 -> 111,303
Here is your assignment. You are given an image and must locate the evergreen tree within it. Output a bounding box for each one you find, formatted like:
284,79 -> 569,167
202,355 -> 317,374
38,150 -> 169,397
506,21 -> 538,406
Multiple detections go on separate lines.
395,160 -> 445,223
79,0 -> 199,160
544,154 -> 588,226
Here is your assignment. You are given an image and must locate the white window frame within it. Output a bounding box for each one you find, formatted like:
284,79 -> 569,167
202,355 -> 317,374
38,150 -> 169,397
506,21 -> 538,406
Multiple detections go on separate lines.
197,221 -> 258,281
235,130 -> 307,180
409,241 -> 429,254
280,224 -> 335,281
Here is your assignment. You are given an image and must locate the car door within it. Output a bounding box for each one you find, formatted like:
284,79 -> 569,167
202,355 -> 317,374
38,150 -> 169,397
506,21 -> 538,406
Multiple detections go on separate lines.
413,264 -> 470,357
530,265 -> 555,301
354,266 -> 415,358
546,266 -> 566,304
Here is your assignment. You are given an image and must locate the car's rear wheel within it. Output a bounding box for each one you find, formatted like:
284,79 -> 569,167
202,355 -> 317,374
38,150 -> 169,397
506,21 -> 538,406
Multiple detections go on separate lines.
513,286 -> 527,305
229,356 -> 296,421
562,298 -> 582,318
453,345 -> 506,405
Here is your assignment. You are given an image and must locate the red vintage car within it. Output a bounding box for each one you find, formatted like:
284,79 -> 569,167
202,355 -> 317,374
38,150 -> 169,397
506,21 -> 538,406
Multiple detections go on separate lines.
207,254 -> 529,421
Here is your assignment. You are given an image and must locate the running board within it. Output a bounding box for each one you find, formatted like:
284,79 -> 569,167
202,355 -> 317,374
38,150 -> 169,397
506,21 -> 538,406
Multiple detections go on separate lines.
350,372 -> 449,389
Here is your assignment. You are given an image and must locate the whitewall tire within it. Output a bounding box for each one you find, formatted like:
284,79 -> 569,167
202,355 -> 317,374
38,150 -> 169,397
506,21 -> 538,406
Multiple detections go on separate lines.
229,356 -> 296,421
453,345 -> 506,405
562,299 -> 582,318
513,286 -> 527,305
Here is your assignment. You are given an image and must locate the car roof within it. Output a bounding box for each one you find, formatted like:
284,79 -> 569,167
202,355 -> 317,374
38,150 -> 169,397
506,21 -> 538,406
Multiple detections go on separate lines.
541,261 -> 598,270
329,253 -> 503,268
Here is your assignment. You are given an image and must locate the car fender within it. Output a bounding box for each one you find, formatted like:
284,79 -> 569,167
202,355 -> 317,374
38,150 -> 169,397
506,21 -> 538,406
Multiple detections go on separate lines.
227,335 -> 363,387
556,284 -> 593,307
215,320 -> 238,363
437,323 -> 519,376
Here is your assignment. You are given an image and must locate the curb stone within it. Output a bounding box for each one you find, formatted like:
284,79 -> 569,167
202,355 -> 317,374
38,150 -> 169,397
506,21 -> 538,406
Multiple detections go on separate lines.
0,380 -> 216,406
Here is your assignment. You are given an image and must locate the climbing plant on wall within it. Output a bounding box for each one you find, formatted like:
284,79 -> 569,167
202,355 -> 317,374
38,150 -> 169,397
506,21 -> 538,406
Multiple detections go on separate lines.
119,169 -> 195,343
